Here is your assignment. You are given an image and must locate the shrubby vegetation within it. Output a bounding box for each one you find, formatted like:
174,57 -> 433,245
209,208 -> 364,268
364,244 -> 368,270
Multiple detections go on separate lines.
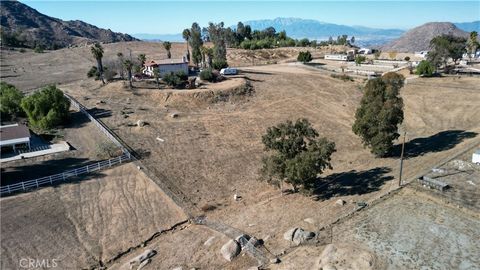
0,82 -> 24,120
163,71 -> 188,88
297,51 -> 312,63
352,72 -> 405,157
355,55 -> 366,66
199,68 -> 214,81
260,118 -> 336,193
415,60 -> 435,77
21,85 -> 70,130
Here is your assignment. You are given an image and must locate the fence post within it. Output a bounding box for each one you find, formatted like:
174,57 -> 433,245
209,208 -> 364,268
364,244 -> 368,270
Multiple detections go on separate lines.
22,182 -> 25,191
109,159 -> 112,167
8,185 -> 11,194
86,165 -> 89,173
36,180 -> 39,188
50,176 -> 53,184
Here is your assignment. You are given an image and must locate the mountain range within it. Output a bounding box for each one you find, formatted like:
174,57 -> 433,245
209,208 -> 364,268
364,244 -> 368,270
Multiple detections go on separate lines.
0,0 -> 138,49
134,18 -> 479,47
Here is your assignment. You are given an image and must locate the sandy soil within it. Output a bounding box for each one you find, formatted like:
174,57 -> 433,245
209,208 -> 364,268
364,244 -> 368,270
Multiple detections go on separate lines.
0,163 -> 187,270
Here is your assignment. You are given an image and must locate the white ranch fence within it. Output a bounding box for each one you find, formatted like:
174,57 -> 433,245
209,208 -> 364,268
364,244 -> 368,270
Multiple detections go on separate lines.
0,94 -> 133,196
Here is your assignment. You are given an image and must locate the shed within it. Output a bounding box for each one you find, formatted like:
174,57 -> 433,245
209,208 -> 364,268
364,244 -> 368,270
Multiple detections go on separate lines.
0,123 -> 31,152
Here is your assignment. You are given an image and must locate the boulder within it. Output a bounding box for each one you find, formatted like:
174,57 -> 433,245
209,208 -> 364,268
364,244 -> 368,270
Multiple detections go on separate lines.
336,199 -> 346,206
292,228 -> 315,245
235,234 -> 251,249
137,120 -> 146,127
247,237 -> 261,247
221,239 -> 241,261
283,228 -> 298,242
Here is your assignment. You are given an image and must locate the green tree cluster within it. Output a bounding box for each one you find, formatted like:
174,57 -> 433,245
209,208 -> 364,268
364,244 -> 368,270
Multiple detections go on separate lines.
427,34 -> 467,69
260,119 -> 336,192
415,60 -> 435,77
297,51 -> 313,63
20,85 -> 70,130
163,71 -> 188,88
352,72 -> 405,157
0,82 -> 24,120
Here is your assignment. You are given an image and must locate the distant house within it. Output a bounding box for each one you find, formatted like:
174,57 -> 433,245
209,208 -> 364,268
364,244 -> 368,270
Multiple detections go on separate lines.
473,149 -> 480,164
358,48 -> 372,55
414,51 -> 429,58
0,123 -> 31,152
324,49 -> 355,61
143,57 -> 189,77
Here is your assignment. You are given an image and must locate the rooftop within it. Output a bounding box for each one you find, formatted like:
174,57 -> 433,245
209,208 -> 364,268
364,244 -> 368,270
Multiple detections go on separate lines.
0,123 -> 31,142
145,58 -> 187,66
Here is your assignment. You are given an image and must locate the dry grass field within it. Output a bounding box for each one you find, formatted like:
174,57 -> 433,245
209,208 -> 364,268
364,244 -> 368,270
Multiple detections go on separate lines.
1,163 -> 187,270
1,41 -> 480,269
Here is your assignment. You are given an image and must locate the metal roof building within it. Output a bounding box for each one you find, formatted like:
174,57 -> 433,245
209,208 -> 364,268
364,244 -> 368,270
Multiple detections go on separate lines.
0,123 -> 31,151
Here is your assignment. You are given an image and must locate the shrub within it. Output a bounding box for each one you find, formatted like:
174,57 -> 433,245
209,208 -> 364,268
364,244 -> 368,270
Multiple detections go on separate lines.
0,82 -> 24,120
34,45 -> 44,53
163,71 -> 187,88
297,51 -> 313,63
199,68 -> 214,82
330,73 -> 353,82
19,48 -> 26,53
103,66 -> 117,82
415,60 -> 435,77
87,66 -> 99,79
20,85 -> 70,130
404,56 -> 410,61
212,59 -> 228,70
355,55 -> 366,66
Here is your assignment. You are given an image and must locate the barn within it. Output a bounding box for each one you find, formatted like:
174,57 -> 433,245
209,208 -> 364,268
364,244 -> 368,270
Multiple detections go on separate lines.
143,57 -> 189,77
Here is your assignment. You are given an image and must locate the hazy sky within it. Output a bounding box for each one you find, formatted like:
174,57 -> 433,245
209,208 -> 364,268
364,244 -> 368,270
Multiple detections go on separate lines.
21,1 -> 480,34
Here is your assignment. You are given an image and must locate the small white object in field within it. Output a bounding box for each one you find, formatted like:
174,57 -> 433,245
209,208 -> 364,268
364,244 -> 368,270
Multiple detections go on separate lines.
336,199 -> 346,206
137,166 -> 141,170
156,137 -> 165,142
170,113 -> 178,118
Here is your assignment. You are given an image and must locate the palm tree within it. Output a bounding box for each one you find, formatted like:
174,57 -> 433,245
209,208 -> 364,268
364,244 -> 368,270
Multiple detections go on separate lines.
206,47 -> 214,68
90,43 -> 105,84
163,41 -> 172,59
182,28 -> 191,61
138,54 -> 146,66
200,46 -> 208,68
117,52 -> 124,79
123,59 -> 133,89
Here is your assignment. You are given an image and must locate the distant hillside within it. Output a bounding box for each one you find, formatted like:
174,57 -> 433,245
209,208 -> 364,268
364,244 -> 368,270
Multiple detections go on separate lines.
133,33 -> 183,42
454,21 -> 480,33
0,0 -> 138,49
242,17 -> 405,46
381,22 -> 470,52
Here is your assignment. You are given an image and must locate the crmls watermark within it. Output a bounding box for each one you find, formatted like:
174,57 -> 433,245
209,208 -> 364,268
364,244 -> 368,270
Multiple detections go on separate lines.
19,258 -> 59,269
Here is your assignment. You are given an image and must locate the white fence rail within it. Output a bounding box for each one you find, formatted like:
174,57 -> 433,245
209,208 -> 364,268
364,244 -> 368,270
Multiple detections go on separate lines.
0,94 -> 133,196
0,153 -> 131,195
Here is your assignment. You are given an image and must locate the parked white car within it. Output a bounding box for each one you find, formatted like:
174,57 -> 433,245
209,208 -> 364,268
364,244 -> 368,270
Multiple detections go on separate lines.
220,68 -> 237,75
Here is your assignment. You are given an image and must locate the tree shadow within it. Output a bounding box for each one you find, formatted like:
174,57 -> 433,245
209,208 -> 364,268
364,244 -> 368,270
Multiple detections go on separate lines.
87,107 -> 112,119
62,111 -> 90,129
239,70 -> 273,75
312,167 -> 393,200
390,130 -> 477,159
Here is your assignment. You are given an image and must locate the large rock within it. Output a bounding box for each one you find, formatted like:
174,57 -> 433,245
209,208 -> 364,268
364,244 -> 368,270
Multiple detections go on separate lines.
220,239 -> 241,261
283,228 -> 298,242
292,228 -> 316,245
235,234 -> 251,249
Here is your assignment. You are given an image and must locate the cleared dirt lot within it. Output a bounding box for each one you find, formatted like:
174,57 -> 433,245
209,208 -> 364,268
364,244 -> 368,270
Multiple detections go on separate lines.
332,188 -> 480,270
0,163 -> 187,270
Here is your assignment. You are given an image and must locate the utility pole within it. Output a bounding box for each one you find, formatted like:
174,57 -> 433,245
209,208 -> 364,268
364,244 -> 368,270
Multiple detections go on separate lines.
398,131 -> 406,186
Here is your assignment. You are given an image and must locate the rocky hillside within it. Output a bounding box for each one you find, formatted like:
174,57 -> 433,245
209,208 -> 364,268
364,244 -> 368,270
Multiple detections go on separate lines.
381,22 -> 470,52
0,0 -> 138,49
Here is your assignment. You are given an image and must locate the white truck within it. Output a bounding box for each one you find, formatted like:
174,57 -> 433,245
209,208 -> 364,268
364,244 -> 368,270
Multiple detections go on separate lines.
220,68 -> 238,75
